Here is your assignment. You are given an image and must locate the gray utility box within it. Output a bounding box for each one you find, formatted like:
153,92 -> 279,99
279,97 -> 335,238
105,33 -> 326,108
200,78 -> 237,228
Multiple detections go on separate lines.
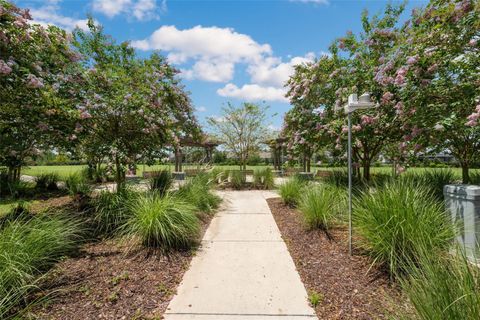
444,184 -> 480,260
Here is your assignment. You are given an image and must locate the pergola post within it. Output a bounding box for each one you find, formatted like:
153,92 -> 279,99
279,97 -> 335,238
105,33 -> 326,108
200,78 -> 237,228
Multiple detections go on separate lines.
174,146 -> 185,180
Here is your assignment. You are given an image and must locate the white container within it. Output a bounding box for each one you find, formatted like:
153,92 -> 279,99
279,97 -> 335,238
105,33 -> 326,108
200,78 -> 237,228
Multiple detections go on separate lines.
444,184 -> 480,260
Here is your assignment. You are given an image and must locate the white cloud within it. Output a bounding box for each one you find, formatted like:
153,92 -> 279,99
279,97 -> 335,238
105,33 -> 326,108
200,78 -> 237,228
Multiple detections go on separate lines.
290,0 -> 329,4
132,25 -> 319,102
92,0 -> 164,21
132,25 -> 271,82
217,83 -> 288,103
196,106 -> 207,112
248,53 -> 315,87
29,0 -> 89,31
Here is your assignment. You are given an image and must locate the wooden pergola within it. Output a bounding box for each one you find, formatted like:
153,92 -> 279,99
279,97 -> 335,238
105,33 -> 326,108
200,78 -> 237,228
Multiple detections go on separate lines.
174,136 -> 222,172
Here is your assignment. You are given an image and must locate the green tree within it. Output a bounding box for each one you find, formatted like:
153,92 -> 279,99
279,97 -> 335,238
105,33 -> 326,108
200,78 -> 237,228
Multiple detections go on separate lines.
208,102 -> 269,170
74,19 -> 199,186
0,1 -> 83,182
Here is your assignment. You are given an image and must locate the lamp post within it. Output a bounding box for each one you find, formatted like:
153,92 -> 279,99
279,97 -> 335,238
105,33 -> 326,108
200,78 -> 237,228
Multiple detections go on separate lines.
342,93 -> 378,255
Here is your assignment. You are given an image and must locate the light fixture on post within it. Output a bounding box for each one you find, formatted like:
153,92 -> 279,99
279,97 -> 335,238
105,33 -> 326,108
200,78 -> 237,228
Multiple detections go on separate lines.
344,93 -> 378,255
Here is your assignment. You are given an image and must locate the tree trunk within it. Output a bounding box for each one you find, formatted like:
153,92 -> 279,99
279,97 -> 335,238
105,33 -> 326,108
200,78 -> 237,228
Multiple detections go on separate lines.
306,157 -> 311,173
115,153 -> 124,190
7,165 -> 21,183
461,162 -> 470,184
363,161 -> 371,181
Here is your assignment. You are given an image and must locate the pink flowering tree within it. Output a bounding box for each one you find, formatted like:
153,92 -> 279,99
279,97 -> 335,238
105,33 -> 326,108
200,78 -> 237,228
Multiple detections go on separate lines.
379,0 -> 480,183
286,4 -> 408,180
284,57 -> 339,171
74,19 -> 199,186
0,1 -> 83,182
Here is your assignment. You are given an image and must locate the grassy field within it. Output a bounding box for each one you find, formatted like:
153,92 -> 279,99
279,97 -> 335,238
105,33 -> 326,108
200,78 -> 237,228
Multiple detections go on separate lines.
22,164 -> 273,178
19,164 -> 480,180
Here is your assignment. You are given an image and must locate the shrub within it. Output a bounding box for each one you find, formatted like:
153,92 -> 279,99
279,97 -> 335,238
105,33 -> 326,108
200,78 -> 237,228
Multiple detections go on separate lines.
400,249 -> 480,320
208,167 -> 224,184
125,194 -> 200,249
253,168 -> 275,189
230,170 -> 246,190
35,173 -> 59,191
401,169 -> 455,200
322,169 -> 349,187
82,166 -> 113,183
0,212 -> 82,317
470,170 -> 480,185
299,185 -> 347,232
65,173 -> 91,197
177,173 -> 221,214
279,177 -> 306,207
353,180 -> 455,276
149,170 -> 173,196
90,187 -> 137,236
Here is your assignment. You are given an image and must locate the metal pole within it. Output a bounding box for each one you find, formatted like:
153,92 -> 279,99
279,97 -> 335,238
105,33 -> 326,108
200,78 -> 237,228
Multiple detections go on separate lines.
348,111 -> 353,256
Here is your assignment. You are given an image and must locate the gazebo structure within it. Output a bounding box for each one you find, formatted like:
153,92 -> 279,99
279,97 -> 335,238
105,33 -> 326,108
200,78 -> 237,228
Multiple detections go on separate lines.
172,135 -> 222,179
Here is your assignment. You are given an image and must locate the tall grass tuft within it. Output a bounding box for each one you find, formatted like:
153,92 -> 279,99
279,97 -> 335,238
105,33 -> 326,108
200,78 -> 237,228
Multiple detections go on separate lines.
0,212 -> 82,317
176,173 -> 221,214
298,185 -> 347,233
400,249 -> 480,320
34,173 -> 59,191
353,180 -> 455,276
90,187 -> 137,237
279,177 -> 306,207
125,194 -> 200,249
401,168 -> 455,200
149,170 -> 173,196
230,170 -> 246,190
470,170 -> 480,185
253,168 -> 275,189
65,173 -> 91,197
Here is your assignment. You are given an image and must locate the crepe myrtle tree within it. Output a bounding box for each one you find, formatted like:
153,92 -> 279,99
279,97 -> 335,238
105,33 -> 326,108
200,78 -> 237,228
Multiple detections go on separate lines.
0,1 -> 84,182
378,0 -> 480,183
285,56 -> 341,171
74,19 -> 199,186
208,102 -> 270,171
286,4 -> 407,180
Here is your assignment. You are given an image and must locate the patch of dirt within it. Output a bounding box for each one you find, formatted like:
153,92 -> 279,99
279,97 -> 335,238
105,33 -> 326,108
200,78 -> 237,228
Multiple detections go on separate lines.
30,195 -> 74,213
31,214 -> 214,320
267,198 -> 411,320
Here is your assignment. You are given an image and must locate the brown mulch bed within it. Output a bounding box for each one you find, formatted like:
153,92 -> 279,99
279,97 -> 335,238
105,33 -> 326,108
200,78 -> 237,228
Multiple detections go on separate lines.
267,198 -> 412,320
31,215 -> 214,320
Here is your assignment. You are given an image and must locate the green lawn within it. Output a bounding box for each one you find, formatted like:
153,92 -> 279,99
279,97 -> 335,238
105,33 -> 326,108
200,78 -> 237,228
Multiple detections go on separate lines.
20,164 -> 480,181
22,164 -> 273,179
0,199 -> 36,217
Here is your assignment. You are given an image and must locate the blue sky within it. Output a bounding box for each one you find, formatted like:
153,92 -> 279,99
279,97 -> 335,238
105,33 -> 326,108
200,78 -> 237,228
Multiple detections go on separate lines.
16,0 -> 427,130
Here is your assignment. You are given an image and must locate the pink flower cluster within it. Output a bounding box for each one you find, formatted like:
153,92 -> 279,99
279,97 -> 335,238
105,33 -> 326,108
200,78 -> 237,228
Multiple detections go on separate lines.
465,104 -> 480,127
26,74 -> 44,88
0,59 -> 12,75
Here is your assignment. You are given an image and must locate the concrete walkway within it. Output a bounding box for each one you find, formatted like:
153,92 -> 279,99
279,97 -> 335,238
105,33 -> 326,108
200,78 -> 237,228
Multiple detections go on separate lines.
164,190 -> 317,320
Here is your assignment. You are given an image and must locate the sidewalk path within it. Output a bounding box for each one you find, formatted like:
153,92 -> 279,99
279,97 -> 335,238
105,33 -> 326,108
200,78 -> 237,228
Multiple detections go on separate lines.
164,190 -> 317,320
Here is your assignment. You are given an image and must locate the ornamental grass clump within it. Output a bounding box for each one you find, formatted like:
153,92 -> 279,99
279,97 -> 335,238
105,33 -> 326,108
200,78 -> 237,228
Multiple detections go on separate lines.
0,211 -> 82,317
230,170 -> 246,190
279,177 -> 307,207
35,173 -> 59,191
253,168 -> 275,189
176,173 -> 221,214
149,170 -> 173,196
401,169 -> 455,200
125,194 -> 200,249
400,249 -> 480,320
298,185 -> 347,234
353,179 -> 455,277
90,187 -> 138,237
65,173 -> 91,197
